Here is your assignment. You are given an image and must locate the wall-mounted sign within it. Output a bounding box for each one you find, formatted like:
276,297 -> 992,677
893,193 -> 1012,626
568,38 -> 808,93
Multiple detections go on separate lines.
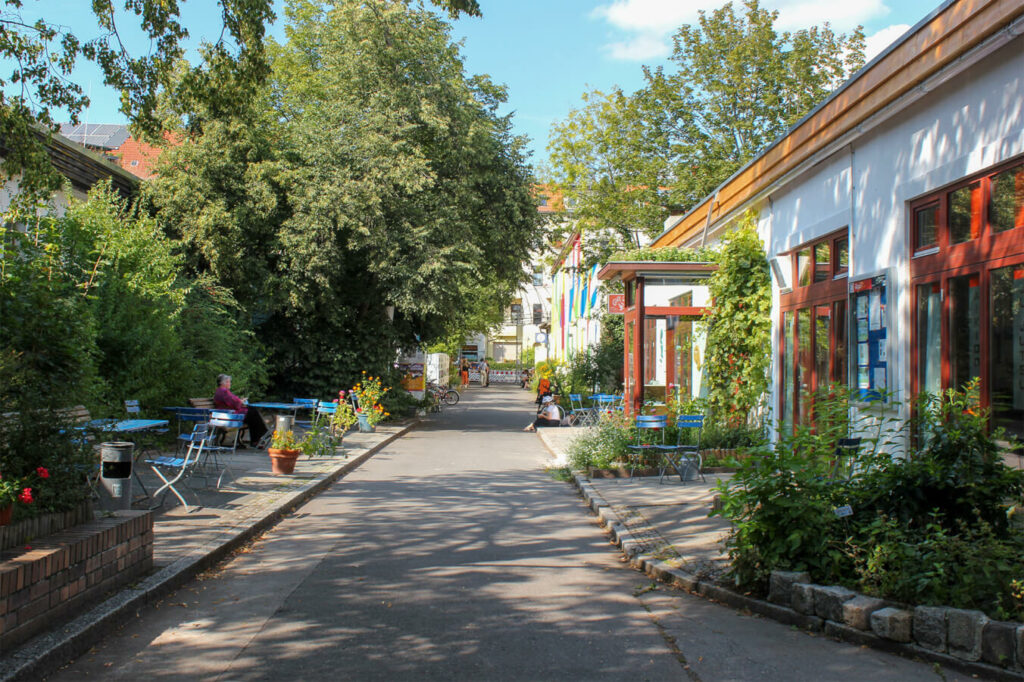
608,294 -> 626,314
850,273 -> 888,403
535,332 -> 548,344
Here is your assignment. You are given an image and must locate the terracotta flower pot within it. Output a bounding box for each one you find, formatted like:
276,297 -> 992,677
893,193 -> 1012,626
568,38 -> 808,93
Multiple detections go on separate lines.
0,504 -> 12,526
268,448 -> 301,475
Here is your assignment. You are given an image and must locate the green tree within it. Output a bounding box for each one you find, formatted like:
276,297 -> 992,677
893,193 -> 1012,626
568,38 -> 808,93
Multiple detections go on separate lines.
546,0 -> 865,252
644,0 -> 864,209
148,0 -> 538,396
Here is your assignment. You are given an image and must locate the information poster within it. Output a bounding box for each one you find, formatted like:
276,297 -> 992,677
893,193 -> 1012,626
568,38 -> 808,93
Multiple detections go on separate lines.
851,274 -> 888,402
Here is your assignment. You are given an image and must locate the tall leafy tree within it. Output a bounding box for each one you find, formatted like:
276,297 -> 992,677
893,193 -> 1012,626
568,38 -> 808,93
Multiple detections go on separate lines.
148,0 -> 537,395
546,0 -> 865,255
645,0 -> 865,209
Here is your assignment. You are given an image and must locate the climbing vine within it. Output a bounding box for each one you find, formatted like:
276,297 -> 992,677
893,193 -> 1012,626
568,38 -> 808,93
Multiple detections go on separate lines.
702,214 -> 771,424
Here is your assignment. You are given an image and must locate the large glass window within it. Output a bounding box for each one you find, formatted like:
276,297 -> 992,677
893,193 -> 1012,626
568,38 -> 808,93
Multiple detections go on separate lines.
781,311 -> 794,433
797,307 -> 812,425
780,229 -> 850,433
834,300 -> 847,387
916,283 -> 942,396
814,305 -> 831,390
990,165 -> 1024,233
990,266 -> 1024,439
949,274 -> 981,391
797,248 -> 812,287
914,203 -> 939,251
949,181 -> 981,244
814,244 -> 831,283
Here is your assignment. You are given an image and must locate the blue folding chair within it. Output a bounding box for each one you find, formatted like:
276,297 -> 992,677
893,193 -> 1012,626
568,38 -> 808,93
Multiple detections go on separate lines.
567,394 -> 594,426
203,411 -> 245,487
657,415 -> 705,483
293,398 -> 319,428
147,422 -> 207,512
626,415 -> 668,480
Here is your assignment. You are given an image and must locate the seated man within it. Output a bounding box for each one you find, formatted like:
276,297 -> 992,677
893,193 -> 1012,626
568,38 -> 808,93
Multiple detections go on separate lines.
524,396 -> 561,431
213,373 -> 269,448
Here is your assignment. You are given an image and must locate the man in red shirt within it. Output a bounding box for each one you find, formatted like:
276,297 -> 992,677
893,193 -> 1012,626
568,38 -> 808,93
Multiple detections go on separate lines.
214,374 -> 269,448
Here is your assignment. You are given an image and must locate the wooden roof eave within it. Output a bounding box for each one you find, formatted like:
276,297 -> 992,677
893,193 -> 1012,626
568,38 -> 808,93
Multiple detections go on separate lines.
597,261 -> 718,283
651,0 -> 1024,248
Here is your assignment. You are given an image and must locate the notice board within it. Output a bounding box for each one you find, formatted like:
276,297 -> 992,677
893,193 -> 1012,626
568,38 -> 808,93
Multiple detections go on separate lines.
850,273 -> 889,403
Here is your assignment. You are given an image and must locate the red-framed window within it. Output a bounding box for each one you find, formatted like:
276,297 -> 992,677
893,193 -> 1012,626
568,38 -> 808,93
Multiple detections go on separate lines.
779,229 -> 850,433
910,156 -> 1024,439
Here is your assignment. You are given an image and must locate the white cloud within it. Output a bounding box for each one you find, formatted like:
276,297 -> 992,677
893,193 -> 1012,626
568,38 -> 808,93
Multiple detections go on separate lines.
594,0 -> 895,62
864,23 -> 911,61
606,33 -> 673,61
773,0 -> 890,33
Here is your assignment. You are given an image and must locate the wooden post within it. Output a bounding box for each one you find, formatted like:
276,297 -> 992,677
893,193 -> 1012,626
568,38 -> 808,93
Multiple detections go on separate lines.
632,277 -> 645,414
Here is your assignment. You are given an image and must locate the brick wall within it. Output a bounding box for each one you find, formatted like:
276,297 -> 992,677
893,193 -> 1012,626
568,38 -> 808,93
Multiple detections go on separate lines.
0,510 -> 153,651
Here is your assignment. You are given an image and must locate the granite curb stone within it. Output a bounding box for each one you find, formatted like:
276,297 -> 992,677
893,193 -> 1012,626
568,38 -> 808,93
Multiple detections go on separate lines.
571,474 -> 1024,680
947,608 -> 988,661
914,605 -> 949,652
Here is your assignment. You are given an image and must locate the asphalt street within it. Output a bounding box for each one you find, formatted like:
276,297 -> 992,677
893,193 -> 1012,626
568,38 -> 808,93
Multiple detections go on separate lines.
47,386 -> 962,681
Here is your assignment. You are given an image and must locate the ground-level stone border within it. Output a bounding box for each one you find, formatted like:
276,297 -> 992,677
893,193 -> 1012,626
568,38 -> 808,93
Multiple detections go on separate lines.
572,473 -> 1024,682
0,421 -> 418,682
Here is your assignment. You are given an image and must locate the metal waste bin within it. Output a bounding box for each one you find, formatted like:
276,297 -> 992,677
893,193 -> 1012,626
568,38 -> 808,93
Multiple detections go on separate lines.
99,441 -> 134,510
275,415 -> 294,435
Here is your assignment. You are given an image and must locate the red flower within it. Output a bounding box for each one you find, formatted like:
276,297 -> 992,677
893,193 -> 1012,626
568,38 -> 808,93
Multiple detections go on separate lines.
18,487 -> 33,504
36,466 -> 49,479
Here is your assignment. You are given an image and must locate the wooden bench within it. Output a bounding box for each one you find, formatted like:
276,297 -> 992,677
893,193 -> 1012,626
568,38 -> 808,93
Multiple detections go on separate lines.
58,405 -> 93,426
188,398 -> 215,410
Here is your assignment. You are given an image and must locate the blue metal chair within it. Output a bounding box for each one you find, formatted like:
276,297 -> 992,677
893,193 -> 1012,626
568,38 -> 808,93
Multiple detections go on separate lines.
203,411 -> 245,487
146,422 -> 207,512
292,398 -> 318,428
657,415 -> 705,483
567,394 -> 594,426
626,415 -> 668,480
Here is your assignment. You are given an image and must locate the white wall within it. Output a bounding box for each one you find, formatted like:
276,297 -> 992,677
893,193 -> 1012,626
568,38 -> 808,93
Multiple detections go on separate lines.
704,34 -> 1024,443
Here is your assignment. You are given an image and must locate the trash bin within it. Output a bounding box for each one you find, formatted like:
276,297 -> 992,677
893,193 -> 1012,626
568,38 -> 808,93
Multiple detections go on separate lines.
275,415 -> 294,435
99,441 -> 134,510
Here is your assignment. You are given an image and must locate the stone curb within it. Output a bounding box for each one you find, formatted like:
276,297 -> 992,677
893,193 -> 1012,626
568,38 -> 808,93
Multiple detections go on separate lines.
0,421 -> 419,682
569,474 -> 1024,682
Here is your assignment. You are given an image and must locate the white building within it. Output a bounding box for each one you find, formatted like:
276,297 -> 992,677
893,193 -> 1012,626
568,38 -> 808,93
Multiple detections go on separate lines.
651,0 -> 1024,442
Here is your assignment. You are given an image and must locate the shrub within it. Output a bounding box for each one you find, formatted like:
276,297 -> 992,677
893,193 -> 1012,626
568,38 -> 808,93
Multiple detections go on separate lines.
567,412 -> 635,470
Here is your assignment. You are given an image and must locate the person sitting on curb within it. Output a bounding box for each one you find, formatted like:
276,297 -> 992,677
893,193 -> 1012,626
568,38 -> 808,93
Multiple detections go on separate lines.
524,396 -> 561,431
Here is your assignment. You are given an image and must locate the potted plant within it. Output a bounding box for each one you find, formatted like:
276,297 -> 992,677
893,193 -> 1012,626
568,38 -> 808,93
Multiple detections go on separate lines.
352,373 -> 389,433
268,430 -> 301,475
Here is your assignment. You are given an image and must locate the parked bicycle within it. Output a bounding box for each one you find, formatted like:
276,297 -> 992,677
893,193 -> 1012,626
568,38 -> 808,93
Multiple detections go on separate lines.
426,381 -> 460,408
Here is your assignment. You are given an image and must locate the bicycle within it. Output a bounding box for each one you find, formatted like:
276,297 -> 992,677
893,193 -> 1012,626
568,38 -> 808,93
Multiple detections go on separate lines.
427,381 -> 460,407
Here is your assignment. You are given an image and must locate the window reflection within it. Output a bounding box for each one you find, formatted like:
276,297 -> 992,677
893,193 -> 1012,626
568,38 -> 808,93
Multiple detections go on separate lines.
915,204 -> 938,250
814,244 -> 831,282
990,266 -> 1024,439
917,283 -> 941,396
797,248 -> 812,286
990,165 -> 1024,233
949,274 -> 981,391
836,238 -> 849,276
950,181 -> 981,244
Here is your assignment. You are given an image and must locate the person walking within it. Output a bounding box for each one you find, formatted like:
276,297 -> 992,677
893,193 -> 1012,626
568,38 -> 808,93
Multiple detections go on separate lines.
459,358 -> 470,390
479,358 -> 490,387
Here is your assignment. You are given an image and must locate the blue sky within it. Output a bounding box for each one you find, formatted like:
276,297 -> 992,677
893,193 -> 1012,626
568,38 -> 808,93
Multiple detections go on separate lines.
32,0 -> 942,165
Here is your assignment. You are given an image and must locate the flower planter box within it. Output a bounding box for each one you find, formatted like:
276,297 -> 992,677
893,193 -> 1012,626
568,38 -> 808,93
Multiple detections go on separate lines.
0,501 -> 94,553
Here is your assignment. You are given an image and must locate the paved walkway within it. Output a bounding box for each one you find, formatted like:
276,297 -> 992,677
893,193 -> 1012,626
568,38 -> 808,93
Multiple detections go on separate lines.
37,386 -> 967,681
